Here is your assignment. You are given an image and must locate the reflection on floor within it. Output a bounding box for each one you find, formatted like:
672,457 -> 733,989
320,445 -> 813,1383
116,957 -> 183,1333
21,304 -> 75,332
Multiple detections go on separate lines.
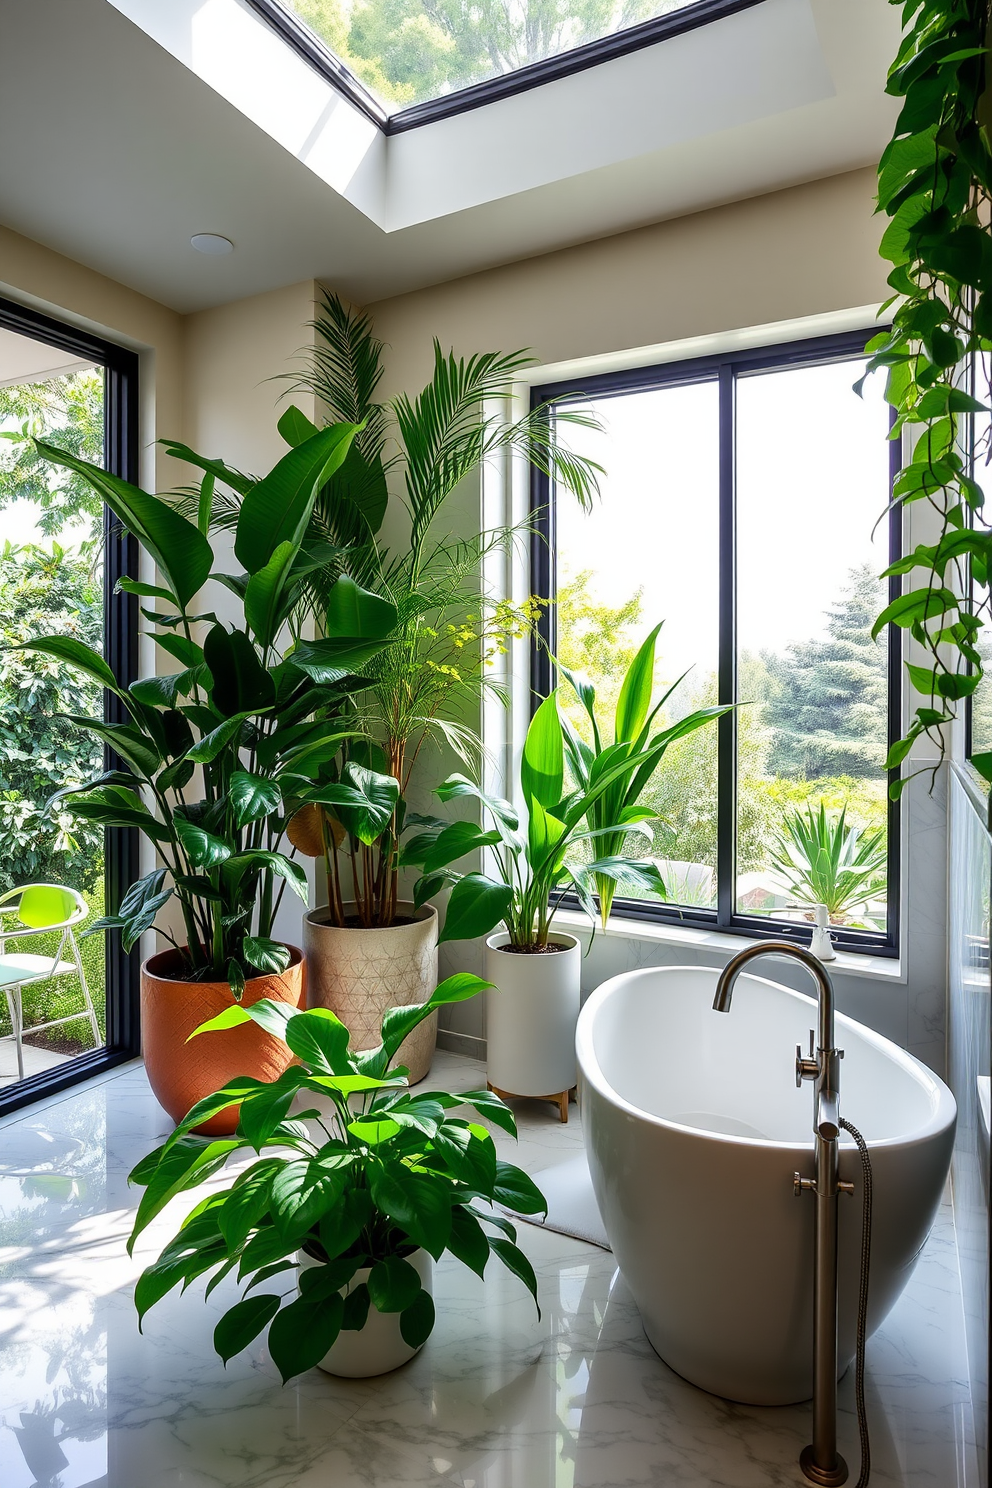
0,1038 -> 72,1087
0,1050 -> 980,1487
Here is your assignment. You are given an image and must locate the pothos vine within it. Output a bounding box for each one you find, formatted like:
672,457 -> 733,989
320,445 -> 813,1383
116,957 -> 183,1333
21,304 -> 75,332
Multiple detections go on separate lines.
866,0 -> 992,794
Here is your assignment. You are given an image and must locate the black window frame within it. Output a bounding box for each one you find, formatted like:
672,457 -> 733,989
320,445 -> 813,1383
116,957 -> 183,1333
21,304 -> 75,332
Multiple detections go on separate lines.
246,0 -> 766,134
0,293 -> 141,1117
530,328 -> 902,957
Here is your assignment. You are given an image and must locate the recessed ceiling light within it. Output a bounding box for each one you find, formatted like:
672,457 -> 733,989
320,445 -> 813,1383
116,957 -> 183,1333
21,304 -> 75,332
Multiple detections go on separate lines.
190,233 -> 234,256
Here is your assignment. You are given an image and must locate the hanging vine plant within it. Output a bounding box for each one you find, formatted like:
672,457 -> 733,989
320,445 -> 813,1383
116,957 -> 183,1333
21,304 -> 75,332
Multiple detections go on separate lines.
866,0 -> 992,793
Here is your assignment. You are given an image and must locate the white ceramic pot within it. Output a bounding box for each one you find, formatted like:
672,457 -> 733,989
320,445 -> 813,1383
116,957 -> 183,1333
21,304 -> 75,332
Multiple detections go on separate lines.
304,902 -> 438,1083
484,931 -> 580,1098
297,1248 -> 433,1377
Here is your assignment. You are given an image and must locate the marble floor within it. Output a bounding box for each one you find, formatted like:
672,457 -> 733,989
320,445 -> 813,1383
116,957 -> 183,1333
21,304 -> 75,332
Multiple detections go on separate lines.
0,1050 -> 980,1488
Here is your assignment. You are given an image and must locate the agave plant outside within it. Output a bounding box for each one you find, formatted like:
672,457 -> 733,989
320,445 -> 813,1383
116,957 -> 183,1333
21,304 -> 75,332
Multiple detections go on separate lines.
126,973 -> 546,1382
769,800 -> 888,926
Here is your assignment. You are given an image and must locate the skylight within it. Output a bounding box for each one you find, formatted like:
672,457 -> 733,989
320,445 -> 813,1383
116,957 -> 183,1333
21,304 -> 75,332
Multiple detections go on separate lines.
257,0 -> 735,120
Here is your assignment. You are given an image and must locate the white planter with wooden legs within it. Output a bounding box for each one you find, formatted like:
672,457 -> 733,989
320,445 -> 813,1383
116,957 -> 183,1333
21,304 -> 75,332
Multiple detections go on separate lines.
303,902 -> 438,1083
484,931 -> 580,1122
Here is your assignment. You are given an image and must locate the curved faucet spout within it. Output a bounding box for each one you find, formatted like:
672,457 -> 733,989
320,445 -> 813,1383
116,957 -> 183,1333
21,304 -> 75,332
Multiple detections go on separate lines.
713,939 -> 838,1069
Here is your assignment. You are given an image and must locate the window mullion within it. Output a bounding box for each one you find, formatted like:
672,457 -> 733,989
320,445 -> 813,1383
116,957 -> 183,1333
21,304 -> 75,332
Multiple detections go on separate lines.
717,362 -> 737,928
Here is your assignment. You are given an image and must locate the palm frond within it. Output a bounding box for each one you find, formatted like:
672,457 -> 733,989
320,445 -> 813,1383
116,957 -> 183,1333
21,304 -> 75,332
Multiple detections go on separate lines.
285,290 -> 389,461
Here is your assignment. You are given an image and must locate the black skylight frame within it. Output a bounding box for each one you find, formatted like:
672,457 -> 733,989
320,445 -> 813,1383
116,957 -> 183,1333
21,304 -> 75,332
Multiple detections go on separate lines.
0,293 -> 141,1117
246,0 -> 768,134
530,328 -> 902,958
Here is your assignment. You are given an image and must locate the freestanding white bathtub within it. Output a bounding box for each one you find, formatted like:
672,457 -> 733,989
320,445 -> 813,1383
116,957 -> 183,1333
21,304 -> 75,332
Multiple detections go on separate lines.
576,964 -> 956,1406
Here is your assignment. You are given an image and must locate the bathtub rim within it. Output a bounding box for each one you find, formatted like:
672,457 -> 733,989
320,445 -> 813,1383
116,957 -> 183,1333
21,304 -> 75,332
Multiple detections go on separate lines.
576,963 -> 955,1151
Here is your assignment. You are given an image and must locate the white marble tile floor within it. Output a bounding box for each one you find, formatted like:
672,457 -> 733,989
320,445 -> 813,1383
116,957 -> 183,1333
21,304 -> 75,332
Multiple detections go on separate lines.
0,1051 -> 981,1488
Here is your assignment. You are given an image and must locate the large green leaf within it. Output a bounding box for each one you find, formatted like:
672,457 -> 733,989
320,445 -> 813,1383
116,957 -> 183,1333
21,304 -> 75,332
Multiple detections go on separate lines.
270,1158 -> 350,1239
520,691 -> 564,812
222,850 -> 309,903
368,1254 -> 422,1313
17,636 -> 126,699
437,873 -> 512,945
229,771 -> 282,827
159,440 -> 255,496
244,541 -> 299,650
323,574 -> 396,640
34,438 -> 212,607
284,1008 -> 353,1074
399,1289 -> 435,1348
203,626 -> 275,717
214,1294 -> 281,1364
267,1292 -> 344,1383
614,623 -> 662,744
368,1161 -> 451,1257
235,421 -> 361,576
418,821 -> 502,875
332,764 -> 399,846
128,1136 -> 242,1245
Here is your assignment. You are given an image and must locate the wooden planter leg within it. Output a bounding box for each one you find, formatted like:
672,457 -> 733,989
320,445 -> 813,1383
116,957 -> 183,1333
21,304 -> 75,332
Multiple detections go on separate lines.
487,1082 -> 576,1124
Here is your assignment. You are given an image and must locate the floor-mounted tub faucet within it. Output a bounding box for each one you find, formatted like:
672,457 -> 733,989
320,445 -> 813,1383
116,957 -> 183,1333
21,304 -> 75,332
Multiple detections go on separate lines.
714,941 -> 852,1487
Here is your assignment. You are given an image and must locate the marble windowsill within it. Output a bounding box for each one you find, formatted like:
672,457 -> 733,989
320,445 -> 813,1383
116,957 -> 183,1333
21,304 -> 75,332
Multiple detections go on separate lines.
553,908 -> 905,983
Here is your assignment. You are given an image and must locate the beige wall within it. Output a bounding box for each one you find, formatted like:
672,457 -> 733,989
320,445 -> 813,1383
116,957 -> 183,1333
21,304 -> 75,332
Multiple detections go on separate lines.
366,168 -> 887,394
181,279 -> 320,477
0,222 -> 183,492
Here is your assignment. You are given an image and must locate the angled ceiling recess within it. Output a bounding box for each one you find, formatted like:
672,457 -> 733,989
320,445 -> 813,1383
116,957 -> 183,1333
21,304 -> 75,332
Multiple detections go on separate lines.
0,0 -> 899,311
247,0 -> 768,131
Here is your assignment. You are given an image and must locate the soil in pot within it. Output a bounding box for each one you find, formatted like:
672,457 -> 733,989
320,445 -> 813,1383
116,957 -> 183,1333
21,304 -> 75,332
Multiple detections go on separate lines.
140,946 -> 306,1136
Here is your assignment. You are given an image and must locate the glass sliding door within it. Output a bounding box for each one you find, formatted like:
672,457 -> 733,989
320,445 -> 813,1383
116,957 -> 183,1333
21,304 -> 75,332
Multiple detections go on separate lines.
0,298 -> 139,1110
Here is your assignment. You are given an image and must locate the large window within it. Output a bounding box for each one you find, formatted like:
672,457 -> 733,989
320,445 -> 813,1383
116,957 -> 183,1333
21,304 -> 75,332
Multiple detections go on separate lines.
0,296 -> 139,1112
532,331 -> 900,954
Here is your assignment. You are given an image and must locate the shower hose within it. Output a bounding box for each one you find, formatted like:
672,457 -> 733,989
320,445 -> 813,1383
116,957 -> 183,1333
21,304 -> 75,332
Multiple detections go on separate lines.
838,1116 -> 874,1488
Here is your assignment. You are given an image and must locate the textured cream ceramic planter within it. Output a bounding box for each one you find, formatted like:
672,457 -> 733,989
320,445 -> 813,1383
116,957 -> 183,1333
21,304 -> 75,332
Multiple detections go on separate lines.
303,902 -> 438,1083
484,931 -> 580,1119
297,1248 -> 433,1377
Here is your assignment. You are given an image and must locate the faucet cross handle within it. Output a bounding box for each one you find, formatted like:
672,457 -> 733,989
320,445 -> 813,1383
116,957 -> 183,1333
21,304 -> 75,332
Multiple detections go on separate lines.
796,1029 -> 819,1088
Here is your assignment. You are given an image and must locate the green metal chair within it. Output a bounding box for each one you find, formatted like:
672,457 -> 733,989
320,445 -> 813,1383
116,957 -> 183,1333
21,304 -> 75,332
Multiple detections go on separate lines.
0,885 -> 99,1079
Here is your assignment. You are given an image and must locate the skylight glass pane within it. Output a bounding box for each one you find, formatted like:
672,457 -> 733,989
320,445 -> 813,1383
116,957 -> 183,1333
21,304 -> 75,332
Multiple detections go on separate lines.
281,0 -> 709,110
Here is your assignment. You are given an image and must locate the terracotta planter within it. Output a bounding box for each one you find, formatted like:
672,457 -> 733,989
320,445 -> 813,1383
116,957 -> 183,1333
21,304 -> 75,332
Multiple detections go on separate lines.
303,903 -> 438,1083
140,946 -> 306,1135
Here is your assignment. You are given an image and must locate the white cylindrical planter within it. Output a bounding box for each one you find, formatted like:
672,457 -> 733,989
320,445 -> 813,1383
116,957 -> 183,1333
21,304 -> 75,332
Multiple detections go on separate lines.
304,903 -> 438,1083
297,1248 -> 433,1377
484,932 -> 580,1114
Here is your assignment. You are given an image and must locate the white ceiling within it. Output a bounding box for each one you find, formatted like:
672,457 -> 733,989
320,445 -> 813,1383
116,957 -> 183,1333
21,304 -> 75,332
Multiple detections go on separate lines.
0,0 -> 900,313
0,329 -> 95,389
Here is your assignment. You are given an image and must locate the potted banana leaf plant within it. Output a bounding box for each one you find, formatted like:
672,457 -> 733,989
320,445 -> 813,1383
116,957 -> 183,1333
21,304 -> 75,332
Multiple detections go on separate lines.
22,423 -> 397,1133
127,973 -> 546,1380
399,629 -> 729,1118
181,293 -> 602,1082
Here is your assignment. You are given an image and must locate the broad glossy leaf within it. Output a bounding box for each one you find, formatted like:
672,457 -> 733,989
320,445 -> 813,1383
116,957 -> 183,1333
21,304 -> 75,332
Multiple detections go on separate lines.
270,1158 -> 349,1239
368,1254 -> 421,1313
436,873 -> 512,945
447,1203 -> 490,1277
489,1238 -> 540,1313
493,1161 -> 547,1216
17,635 -> 125,698
175,818 -> 231,868
243,937 -> 292,974
614,623 -> 662,744
368,1162 -> 451,1257
520,691 -> 564,811
230,771 -> 282,827
419,820 -> 501,875
214,1294 -> 281,1364
284,1007 -> 353,1073
203,626 -> 275,718
33,438 -> 212,606
222,850 -> 309,903
399,1289 -> 435,1348
267,1291 -> 344,1382
244,540 -> 298,650
217,1161 -> 280,1249
323,574 -> 396,640
318,1187 -> 373,1261
235,422 -> 361,576
128,1135 -> 241,1247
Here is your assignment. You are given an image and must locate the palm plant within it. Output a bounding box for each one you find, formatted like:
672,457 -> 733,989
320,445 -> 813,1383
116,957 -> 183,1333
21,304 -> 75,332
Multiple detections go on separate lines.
181,291 -> 604,929
557,623 -> 730,927
769,801 -> 887,925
